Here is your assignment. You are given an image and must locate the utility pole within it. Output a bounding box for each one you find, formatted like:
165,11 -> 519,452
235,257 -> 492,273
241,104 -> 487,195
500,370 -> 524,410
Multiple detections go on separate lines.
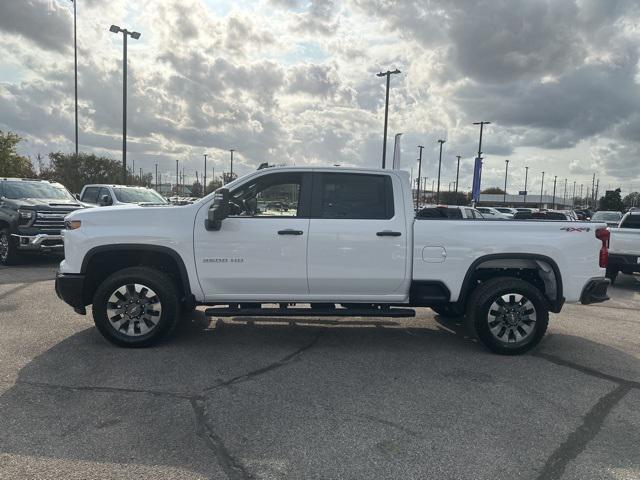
203,154 -> 207,196
563,178 -> 567,208
376,68 -> 401,169
155,163 -> 158,191
540,171 -> 545,208
524,166 -> 529,205
436,139 -> 445,204
416,145 -> 424,210
455,155 -> 461,196
552,176 -> 557,209
503,159 -> 509,204
229,149 -> 235,179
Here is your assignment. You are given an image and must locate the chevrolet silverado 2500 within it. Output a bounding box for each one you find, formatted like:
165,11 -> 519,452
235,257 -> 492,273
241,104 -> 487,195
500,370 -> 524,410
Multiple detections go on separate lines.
606,211 -> 640,283
56,167 -> 611,354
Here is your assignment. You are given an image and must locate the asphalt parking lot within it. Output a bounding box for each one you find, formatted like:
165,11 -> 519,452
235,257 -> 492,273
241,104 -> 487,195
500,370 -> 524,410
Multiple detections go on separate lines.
0,257 -> 638,480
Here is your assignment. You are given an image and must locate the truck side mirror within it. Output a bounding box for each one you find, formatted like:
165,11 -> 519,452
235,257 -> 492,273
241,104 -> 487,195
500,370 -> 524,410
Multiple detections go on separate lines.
99,195 -> 112,206
75,193 -> 81,200
205,188 -> 230,231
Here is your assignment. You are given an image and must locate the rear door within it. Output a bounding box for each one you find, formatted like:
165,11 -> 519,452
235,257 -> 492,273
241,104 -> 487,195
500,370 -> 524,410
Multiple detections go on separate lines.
306,172 -> 408,298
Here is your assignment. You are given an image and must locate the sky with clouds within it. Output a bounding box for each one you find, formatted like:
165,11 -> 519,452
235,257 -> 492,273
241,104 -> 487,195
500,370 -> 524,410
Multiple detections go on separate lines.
1,0 -> 639,195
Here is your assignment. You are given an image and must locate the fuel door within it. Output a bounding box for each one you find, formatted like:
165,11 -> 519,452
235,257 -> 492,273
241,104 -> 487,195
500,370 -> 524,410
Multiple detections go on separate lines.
422,245 -> 447,263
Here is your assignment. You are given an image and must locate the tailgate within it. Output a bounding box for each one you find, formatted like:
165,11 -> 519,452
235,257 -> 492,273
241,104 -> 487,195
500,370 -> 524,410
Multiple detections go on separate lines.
609,228 -> 640,256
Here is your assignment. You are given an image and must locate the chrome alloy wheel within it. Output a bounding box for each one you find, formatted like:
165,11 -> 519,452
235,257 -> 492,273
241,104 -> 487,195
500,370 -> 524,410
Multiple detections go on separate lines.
0,233 -> 8,262
487,293 -> 536,343
106,284 -> 162,337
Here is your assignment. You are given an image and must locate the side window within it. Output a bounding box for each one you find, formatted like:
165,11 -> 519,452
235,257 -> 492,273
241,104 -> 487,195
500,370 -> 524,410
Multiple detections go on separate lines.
314,173 -> 394,219
81,186 -> 100,203
229,172 -> 302,217
621,215 -> 640,229
98,187 -> 113,205
472,209 -> 484,219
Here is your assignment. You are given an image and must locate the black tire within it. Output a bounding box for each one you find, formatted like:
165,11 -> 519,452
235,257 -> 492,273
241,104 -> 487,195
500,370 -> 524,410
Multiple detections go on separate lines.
431,304 -> 465,318
0,228 -> 22,266
606,268 -> 618,285
92,266 -> 180,347
465,277 -> 549,355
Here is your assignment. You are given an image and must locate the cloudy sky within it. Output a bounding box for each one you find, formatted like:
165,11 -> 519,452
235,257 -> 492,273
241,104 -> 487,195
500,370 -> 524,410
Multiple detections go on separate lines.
1,0 -> 639,195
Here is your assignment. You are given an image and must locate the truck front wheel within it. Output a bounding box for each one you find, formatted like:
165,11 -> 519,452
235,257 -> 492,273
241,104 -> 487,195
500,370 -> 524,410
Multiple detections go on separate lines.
0,228 -> 22,266
92,267 -> 180,347
466,277 -> 549,355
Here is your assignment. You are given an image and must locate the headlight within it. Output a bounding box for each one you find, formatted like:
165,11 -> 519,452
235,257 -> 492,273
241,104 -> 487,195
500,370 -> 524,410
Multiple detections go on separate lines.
65,220 -> 82,230
17,209 -> 34,225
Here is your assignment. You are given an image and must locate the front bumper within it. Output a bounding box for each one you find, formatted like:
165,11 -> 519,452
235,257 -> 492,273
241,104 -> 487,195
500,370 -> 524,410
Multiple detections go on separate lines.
12,233 -> 63,252
580,277 -> 610,305
55,271 -> 87,313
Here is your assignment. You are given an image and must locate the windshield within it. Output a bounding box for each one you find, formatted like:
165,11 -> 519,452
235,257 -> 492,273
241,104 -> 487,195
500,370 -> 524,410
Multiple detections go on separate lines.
113,187 -> 167,204
592,211 -> 621,222
2,181 -> 74,200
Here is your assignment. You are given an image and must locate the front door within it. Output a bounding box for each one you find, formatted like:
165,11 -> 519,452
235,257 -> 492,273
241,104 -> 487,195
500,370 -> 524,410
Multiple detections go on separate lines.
194,171 -> 311,301
306,172 -> 408,299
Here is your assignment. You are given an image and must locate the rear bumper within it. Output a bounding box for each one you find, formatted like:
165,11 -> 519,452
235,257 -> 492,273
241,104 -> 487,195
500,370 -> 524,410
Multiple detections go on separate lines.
55,271 -> 86,313
12,233 -> 63,252
580,277 -> 610,305
608,253 -> 640,273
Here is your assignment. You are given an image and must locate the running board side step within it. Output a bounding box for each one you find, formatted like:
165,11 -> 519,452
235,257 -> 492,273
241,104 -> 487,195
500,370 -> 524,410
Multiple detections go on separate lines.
204,307 -> 416,318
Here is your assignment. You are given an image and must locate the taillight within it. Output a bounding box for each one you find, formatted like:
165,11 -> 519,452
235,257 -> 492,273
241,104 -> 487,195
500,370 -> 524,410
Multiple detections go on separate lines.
595,228 -> 609,268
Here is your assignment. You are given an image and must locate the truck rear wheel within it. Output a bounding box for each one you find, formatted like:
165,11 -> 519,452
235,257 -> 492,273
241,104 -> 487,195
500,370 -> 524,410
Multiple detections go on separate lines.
0,228 -> 22,266
92,267 -> 180,347
466,277 -> 549,355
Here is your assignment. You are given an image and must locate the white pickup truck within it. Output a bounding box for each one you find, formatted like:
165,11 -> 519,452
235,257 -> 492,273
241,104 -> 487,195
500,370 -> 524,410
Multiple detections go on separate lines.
56,167 -> 611,355
607,211 -> 640,283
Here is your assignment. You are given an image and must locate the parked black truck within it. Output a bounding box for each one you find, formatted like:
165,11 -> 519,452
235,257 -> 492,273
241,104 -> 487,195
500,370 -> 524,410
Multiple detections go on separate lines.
0,178 -> 85,265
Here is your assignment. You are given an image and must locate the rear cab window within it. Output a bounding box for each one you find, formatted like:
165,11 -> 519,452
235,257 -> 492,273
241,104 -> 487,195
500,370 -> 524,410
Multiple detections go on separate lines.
311,172 -> 394,219
81,186 -> 100,204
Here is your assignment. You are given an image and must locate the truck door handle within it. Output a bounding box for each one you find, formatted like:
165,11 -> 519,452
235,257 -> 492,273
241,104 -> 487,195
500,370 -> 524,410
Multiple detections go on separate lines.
376,230 -> 402,237
278,229 -> 304,235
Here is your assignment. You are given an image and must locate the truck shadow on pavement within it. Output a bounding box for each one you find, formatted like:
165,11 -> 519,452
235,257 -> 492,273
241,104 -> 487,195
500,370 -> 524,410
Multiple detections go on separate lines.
1,311 -> 639,479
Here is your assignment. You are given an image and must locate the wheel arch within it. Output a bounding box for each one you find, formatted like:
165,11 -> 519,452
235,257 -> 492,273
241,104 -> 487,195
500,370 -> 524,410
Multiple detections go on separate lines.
458,253 -> 564,313
80,244 -> 193,306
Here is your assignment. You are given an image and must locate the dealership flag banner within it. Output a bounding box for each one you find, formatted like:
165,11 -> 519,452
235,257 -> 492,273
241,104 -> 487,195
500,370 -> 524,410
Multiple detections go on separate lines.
472,157 -> 483,202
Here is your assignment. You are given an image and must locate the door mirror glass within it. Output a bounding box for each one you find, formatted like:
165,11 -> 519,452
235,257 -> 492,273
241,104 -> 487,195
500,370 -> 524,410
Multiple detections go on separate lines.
206,188 -> 230,231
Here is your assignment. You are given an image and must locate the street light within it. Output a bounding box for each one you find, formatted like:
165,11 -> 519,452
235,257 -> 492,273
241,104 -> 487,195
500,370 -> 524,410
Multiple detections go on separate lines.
503,159 -> 509,204
376,69 -> 401,169
70,0 -> 78,155
524,166 -> 529,205
455,155 -> 461,198
436,139 -> 445,204
552,175 -> 557,209
203,154 -> 207,196
540,171 -> 545,208
416,145 -> 424,210
109,24 -> 141,185
229,149 -> 235,181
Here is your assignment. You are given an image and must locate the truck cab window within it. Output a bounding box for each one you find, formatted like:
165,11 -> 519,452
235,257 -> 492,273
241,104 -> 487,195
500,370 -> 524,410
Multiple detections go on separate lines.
229,173 -> 302,217
81,187 -> 100,204
314,173 -> 393,219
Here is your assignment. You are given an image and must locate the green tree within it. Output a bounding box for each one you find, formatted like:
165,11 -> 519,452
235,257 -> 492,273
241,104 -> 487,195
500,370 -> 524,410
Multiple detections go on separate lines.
623,192 -> 640,210
598,188 -> 624,212
481,187 -> 505,194
438,191 -> 470,205
206,178 -> 223,194
190,181 -> 203,197
0,131 -> 35,178
42,152 -> 123,194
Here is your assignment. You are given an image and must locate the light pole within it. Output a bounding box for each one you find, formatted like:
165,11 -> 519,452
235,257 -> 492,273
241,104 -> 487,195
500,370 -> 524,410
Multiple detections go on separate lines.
524,166 -> 529,205
473,121 -> 491,158
203,154 -> 207,196
436,139 -> 445,203
563,178 -> 567,208
70,0 -> 78,156
175,159 -> 179,196
552,175 -> 557,209
155,163 -> 158,191
503,159 -> 509,204
540,171 -> 545,208
376,69 -> 401,169
572,180 -> 576,208
416,145 -> 424,210
472,121 -> 491,205
455,155 -> 461,196
109,25 -> 141,185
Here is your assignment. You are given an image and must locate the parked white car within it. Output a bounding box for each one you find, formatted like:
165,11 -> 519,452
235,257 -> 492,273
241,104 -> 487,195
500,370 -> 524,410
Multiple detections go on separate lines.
606,211 -> 640,284
79,185 -> 167,207
57,166 -> 610,355
591,210 -> 623,228
477,207 -> 510,219
494,207 -> 518,217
